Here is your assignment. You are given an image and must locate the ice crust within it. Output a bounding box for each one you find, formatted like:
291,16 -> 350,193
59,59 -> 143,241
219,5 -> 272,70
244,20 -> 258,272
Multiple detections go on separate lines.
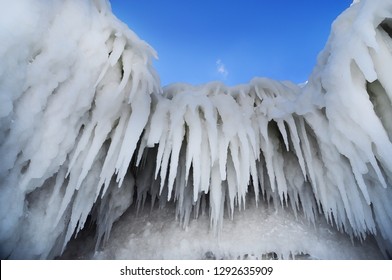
67,200 -> 383,260
1,0 -> 392,259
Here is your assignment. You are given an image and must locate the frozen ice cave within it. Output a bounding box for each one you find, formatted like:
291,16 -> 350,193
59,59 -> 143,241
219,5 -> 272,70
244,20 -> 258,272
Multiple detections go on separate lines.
1,0 -> 392,259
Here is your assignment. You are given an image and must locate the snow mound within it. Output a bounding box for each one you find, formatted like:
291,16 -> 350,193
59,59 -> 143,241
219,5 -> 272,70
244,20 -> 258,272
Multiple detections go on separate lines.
1,0 -> 392,259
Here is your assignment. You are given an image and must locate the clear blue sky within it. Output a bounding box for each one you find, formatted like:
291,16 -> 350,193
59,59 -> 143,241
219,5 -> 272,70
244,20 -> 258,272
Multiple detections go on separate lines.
110,0 -> 352,86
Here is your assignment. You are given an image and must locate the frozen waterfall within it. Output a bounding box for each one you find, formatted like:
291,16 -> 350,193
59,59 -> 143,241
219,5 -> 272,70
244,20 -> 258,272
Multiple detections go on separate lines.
1,0 -> 392,259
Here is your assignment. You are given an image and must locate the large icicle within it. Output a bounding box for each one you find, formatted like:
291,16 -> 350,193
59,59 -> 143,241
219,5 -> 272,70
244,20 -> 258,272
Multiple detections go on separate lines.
1,0 -> 392,259
0,0 -> 159,259
139,0 -> 392,255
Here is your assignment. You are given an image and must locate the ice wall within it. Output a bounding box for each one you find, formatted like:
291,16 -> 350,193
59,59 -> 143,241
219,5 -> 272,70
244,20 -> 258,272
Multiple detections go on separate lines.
1,0 -> 392,259
0,0 -> 159,258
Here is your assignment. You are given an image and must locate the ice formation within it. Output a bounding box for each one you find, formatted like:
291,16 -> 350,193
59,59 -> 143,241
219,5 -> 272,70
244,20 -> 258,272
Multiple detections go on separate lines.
61,199 -> 384,260
1,0 -> 392,259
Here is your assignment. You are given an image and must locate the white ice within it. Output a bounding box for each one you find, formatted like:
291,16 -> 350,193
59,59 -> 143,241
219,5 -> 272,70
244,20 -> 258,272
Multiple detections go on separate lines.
1,0 -> 392,259
62,199 -> 383,260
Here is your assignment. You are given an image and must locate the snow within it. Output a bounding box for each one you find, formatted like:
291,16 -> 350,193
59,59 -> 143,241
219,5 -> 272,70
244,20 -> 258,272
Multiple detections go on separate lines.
1,0 -> 392,259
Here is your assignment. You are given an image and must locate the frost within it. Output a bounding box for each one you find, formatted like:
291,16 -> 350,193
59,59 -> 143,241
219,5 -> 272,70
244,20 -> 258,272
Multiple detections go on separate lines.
1,0 -> 392,259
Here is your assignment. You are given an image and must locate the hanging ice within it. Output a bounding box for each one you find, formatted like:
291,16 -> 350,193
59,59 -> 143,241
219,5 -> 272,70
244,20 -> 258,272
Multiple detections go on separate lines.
0,0 -> 392,259
0,0 -> 160,258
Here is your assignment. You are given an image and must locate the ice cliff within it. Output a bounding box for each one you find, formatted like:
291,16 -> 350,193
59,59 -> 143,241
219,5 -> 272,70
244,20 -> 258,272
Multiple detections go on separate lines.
0,0 -> 392,259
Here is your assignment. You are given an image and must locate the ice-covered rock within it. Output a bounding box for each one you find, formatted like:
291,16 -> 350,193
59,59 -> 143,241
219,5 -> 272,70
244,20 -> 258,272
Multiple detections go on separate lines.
0,0 -> 159,259
1,0 -> 392,259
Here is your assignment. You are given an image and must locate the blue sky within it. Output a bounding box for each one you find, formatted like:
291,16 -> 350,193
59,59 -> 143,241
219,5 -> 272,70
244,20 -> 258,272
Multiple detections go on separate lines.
110,1 -> 352,86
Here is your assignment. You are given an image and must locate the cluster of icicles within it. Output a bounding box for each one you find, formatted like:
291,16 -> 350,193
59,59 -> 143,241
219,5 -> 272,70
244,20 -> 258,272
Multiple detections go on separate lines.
0,0 -> 392,259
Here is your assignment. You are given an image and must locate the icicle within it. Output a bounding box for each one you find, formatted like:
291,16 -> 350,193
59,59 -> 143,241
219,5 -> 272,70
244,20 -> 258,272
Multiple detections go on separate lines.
2,0 -> 392,260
